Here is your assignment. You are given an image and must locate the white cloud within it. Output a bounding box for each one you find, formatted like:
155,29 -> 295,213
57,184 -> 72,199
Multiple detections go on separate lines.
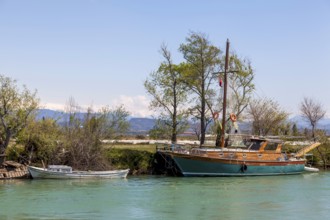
41,95 -> 153,118
111,95 -> 153,118
41,102 -> 66,111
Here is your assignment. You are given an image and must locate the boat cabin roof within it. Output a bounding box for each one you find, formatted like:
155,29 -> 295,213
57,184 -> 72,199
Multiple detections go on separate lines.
48,165 -> 72,172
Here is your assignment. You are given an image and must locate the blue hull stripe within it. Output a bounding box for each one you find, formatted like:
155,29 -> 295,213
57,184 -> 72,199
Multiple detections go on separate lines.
172,156 -> 304,176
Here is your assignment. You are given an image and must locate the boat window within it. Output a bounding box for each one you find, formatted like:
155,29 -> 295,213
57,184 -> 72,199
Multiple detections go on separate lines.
249,141 -> 262,150
264,142 -> 277,150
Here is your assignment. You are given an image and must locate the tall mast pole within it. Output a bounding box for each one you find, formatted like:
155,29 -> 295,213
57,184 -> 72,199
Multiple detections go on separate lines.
221,39 -> 230,148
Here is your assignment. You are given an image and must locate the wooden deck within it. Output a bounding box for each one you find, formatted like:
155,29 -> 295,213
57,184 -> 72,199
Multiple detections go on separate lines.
0,161 -> 29,180
295,142 -> 321,158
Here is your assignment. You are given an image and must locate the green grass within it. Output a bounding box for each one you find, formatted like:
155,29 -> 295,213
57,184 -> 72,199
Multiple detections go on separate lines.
102,144 -> 157,153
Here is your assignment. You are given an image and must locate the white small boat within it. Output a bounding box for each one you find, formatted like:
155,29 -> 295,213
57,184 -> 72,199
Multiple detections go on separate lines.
304,166 -> 319,172
28,165 -> 129,179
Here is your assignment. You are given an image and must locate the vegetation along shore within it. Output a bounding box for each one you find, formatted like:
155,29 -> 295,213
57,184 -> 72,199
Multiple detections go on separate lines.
1,32 -> 329,178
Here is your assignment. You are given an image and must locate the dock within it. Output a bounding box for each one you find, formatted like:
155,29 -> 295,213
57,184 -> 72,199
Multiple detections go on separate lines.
0,161 -> 29,180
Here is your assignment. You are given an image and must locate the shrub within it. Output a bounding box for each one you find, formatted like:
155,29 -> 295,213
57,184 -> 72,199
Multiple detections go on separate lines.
105,148 -> 154,175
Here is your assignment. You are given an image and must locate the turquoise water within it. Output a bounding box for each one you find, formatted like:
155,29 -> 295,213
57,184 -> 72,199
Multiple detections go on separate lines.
1,172 -> 330,220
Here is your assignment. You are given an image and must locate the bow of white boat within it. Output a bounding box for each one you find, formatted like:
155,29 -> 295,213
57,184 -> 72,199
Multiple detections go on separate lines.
304,166 -> 319,172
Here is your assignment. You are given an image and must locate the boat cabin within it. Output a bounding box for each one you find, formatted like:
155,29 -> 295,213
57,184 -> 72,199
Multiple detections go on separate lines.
245,138 -> 282,153
48,165 -> 72,173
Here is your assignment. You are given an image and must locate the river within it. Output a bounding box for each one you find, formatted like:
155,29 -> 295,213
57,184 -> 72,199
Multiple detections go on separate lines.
1,172 -> 329,219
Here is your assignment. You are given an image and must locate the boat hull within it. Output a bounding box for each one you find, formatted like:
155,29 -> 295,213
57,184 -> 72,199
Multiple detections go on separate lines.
28,166 -> 129,179
169,153 -> 305,177
304,166 -> 319,172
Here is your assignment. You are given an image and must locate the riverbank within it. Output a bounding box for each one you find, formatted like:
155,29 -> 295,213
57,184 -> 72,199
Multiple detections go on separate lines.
105,142 -> 325,176
104,145 -> 156,175
2,140 -> 326,178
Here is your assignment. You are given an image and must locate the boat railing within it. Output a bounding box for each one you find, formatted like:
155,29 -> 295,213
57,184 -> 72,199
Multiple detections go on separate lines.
157,143 -> 255,153
156,142 -> 287,156
156,143 -> 193,153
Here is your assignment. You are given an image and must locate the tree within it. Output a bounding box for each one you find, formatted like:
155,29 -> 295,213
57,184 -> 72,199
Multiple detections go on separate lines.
149,119 -> 170,140
62,99 -> 130,170
148,117 -> 184,140
214,54 -> 255,146
303,128 -> 310,138
103,105 -> 130,138
0,75 -> 39,154
300,97 -> 326,141
313,130 -> 330,170
145,44 -> 189,143
247,98 -> 289,136
179,32 -> 222,145
226,54 -> 255,118
292,123 -> 299,136
17,118 -> 63,164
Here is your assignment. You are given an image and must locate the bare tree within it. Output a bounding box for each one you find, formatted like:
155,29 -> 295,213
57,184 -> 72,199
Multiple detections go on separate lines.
300,97 -> 326,141
247,98 -> 289,136
191,118 -> 202,141
62,99 -> 130,170
213,53 -> 255,147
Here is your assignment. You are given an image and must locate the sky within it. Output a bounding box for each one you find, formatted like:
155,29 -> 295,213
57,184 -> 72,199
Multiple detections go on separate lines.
0,0 -> 329,117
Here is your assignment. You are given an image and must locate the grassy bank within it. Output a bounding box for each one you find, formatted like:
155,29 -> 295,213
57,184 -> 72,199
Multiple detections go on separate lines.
104,144 -> 157,153
104,144 -> 157,175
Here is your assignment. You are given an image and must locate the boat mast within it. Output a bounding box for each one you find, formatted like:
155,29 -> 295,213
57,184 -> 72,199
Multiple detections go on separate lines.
221,39 -> 230,148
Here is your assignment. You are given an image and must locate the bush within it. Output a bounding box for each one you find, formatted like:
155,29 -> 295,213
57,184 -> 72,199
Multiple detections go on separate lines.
105,148 -> 154,175
135,135 -> 146,140
5,145 -> 26,163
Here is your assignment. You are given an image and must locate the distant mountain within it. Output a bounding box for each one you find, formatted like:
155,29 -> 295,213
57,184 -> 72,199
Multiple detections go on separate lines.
36,109 -> 156,133
36,109 -> 330,134
36,109 -> 86,124
36,109 -> 64,120
128,118 -> 156,133
289,115 -> 330,132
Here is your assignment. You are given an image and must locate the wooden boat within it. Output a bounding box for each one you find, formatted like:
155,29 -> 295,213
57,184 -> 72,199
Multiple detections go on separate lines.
28,165 -> 129,179
157,138 -> 320,176
157,39 -> 321,177
0,161 -> 29,180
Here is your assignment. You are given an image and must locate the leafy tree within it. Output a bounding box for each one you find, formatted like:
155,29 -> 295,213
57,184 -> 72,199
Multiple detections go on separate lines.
145,45 -> 189,143
149,118 -> 173,140
0,74 -> 39,154
247,98 -> 289,136
179,32 -> 222,145
226,54 -> 255,118
300,97 -> 326,141
292,123 -> 299,136
17,118 -> 63,164
104,105 -> 131,138
268,121 -> 292,136
313,130 -> 330,169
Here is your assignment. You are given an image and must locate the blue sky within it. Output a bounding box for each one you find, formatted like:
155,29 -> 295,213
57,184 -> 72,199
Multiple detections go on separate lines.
0,0 -> 329,117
